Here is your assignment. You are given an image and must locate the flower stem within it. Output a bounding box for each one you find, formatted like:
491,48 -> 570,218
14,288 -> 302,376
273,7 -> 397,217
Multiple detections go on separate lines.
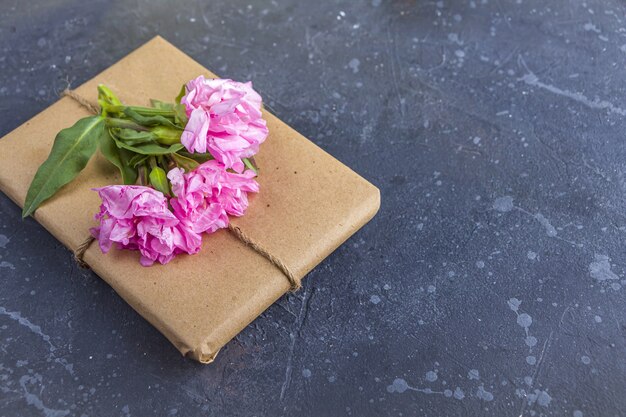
106,105 -> 176,117
243,157 -> 258,174
137,165 -> 148,186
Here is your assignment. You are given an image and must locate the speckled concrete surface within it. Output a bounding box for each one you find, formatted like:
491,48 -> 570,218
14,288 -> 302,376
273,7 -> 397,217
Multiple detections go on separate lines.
1,1 -> 626,416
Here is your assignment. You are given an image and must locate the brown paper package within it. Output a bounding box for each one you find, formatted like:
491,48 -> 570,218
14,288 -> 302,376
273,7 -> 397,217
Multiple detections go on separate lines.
0,36 -> 380,363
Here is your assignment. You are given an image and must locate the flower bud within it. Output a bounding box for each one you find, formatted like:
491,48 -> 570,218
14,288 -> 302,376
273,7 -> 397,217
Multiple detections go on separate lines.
151,126 -> 182,145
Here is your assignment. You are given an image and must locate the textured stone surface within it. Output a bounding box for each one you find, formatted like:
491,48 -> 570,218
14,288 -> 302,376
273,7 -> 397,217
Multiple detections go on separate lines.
1,1 -> 626,416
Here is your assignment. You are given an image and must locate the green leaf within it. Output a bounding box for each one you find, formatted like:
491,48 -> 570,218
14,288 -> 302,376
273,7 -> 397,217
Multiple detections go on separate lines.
175,83 -> 186,104
123,107 -> 180,129
130,100 -> 187,127
177,150 -> 214,164
111,128 -> 157,145
99,129 -> 137,185
149,99 -> 175,110
112,136 -> 184,155
174,103 -> 188,126
22,116 -> 104,218
170,152 -> 200,171
149,166 -> 170,196
128,153 -> 150,168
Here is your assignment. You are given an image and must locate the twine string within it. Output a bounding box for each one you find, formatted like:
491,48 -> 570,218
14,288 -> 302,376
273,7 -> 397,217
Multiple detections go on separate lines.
62,89 -> 100,114
227,224 -> 300,291
73,235 -> 96,268
62,89 -> 300,291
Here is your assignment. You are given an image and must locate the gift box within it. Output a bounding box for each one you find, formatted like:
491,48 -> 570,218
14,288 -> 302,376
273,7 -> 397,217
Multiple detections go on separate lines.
0,36 -> 380,363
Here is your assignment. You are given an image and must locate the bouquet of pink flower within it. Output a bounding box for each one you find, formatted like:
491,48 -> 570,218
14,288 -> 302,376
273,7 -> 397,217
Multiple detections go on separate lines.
22,76 -> 268,266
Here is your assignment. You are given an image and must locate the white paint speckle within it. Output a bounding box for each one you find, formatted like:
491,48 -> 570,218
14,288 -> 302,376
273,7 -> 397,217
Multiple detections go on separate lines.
527,251 -> 537,260
425,371 -> 438,382
302,368 -> 312,378
589,254 -> 619,282
468,369 -> 480,380
476,384 -> 494,401
348,58 -> 360,74
448,33 -> 463,45
19,374 -> 70,417
508,298 -> 521,312
534,213 -> 557,237
0,261 -> 15,270
387,378 -> 409,393
525,336 -> 537,348
528,389 -> 552,407
519,69 -> 626,116
581,355 -> 591,365
370,295 -> 381,305
493,196 -> 514,212
526,355 -> 537,365
517,313 -> 533,328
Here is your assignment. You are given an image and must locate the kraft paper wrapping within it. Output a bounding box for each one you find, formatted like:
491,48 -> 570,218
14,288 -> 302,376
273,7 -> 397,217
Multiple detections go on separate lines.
0,36 -> 380,363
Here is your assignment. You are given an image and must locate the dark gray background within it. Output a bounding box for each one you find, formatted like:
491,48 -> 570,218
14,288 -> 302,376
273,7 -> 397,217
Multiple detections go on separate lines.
1,0 -> 625,416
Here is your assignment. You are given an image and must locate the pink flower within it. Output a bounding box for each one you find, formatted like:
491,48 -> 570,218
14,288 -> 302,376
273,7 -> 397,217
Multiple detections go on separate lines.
167,167 -> 229,235
168,160 -> 259,229
197,160 -> 260,216
180,76 -> 268,173
90,185 -> 201,266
